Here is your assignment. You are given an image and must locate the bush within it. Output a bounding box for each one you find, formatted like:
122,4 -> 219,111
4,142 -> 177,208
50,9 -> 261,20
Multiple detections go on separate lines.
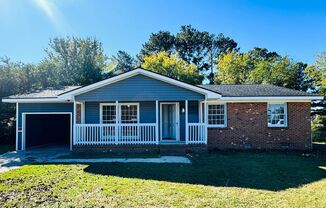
311,115 -> 326,142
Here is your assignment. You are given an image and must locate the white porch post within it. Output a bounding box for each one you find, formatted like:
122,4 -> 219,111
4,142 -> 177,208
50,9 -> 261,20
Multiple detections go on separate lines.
204,99 -> 208,144
199,101 -> 202,123
15,103 -> 19,151
155,100 -> 159,145
185,100 -> 188,144
73,100 -> 77,150
115,100 -> 119,145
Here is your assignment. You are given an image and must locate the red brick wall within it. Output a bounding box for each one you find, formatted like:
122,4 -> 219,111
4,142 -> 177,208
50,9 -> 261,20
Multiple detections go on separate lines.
208,102 -> 311,150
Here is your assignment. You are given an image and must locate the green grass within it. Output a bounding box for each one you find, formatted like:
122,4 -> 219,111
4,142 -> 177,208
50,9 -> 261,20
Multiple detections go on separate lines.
0,151 -> 325,207
0,145 -> 14,155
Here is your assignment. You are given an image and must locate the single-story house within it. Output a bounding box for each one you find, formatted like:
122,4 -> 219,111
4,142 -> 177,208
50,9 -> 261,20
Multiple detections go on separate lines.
2,68 -> 324,152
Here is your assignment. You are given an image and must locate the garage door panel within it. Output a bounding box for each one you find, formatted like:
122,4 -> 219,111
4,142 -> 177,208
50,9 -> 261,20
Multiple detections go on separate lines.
25,114 -> 70,148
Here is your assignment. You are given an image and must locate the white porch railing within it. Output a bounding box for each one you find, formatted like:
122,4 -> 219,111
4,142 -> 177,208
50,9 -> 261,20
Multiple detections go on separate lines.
187,123 -> 206,144
74,123 -> 157,145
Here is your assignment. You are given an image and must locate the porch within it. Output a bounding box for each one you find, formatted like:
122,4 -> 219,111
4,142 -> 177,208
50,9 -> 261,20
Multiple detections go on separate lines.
73,100 -> 208,146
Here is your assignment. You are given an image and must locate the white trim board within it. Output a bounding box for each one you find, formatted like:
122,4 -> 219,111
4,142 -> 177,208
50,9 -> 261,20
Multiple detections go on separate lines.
3,95 -> 322,104
219,96 -> 324,102
21,112 -> 72,151
2,98 -> 72,103
15,103 -> 19,151
58,68 -> 221,100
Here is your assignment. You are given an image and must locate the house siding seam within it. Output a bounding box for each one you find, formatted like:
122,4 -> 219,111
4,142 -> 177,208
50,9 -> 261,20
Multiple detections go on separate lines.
75,74 -> 205,101
207,102 -> 311,150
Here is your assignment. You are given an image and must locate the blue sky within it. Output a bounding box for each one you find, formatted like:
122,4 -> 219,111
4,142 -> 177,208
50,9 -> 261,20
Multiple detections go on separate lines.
0,0 -> 325,64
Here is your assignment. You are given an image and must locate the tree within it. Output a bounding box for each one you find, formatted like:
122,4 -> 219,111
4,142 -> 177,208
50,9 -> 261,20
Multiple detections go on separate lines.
248,47 -> 280,62
207,33 -> 238,83
109,50 -> 137,75
139,26 -> 239,83
44,37 -> 108,86
216,49 -> 311,91
138,31 -> 175,60
248,56 -> 298,87
215,51 -> 250,84
248,56 -> 308,88
141,51 -> 204,84
311,115 -> 326,142
175,25 -> 212,72
290,62 -> 311,91
0,58 -> 40,145
305,52 -> 326,96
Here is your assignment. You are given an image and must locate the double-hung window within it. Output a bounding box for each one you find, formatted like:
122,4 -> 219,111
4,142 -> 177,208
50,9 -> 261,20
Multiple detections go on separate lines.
120,104 -> 139,124
207,104 -> 227,127
101,103 -> 139,138
101,104 -> 116,124
267,103 -> 287,127
101,103 -> 139,124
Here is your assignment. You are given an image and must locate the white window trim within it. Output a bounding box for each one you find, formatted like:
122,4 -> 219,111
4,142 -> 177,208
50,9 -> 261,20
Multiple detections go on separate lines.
206,103 -> 227,128
267,103 -> 288,128
100,103 -> 140,124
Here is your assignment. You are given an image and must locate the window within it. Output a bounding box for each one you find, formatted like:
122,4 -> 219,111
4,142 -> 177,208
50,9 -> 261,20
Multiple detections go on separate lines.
101,105 -> 116,124
208,104 -> 226,127
101,103 -> 139,124
267,103 -> 287,127
120,104 -> 138,124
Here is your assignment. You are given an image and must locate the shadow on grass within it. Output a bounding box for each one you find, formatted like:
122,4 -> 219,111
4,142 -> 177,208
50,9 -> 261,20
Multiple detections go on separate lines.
80,151 -> 326,191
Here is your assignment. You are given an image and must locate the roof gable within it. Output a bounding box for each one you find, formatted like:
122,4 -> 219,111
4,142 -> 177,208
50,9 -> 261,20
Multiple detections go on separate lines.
59,68 -> 221,100
75,74 -> 205,101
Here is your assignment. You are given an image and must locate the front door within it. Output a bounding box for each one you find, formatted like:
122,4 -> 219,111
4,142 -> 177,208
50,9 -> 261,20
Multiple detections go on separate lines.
160,103 -> 179,141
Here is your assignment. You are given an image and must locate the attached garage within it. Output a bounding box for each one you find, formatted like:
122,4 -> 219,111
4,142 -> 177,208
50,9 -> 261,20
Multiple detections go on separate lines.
23,113 -> 72,149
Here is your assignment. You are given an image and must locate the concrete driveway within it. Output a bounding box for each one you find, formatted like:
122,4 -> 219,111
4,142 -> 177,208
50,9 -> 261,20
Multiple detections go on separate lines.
0,146 -> 70,173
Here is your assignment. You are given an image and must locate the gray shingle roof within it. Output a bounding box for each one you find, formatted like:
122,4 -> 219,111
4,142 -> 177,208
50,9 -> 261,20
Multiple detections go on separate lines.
4,84 -> 321,100
5,86 -> 81,99
198,84 -> 320,97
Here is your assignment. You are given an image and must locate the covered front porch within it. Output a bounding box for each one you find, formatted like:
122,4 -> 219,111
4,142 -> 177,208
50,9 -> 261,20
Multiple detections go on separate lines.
73,100 -> 208,146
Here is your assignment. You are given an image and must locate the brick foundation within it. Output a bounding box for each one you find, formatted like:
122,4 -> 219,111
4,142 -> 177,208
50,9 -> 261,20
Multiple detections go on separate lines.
73,144 -> 207,154
208,102 -> 311,150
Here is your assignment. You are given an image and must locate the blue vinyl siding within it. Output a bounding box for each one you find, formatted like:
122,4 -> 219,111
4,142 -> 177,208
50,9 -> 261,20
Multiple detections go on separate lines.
188,101 -> 199,123
85,102 -> 100,123
87,101 -> 199,141
140,101 -> 156,123
76,75 -> 204,101
18,103 -> 73,128
17,103 -> 73,150
85,101 -> 157,124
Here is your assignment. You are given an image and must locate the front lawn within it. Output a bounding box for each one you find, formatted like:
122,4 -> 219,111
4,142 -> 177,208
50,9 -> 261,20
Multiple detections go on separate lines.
0,152 -> 325,207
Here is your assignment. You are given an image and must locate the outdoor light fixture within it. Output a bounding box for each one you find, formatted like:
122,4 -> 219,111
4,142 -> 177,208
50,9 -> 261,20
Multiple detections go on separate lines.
182,108 -> 185,113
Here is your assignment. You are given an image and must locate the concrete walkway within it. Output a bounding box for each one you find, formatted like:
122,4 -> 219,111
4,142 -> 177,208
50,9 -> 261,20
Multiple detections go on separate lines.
0,146 -> 70,173
0,146 -> 190,173
48,156 -> 191,164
